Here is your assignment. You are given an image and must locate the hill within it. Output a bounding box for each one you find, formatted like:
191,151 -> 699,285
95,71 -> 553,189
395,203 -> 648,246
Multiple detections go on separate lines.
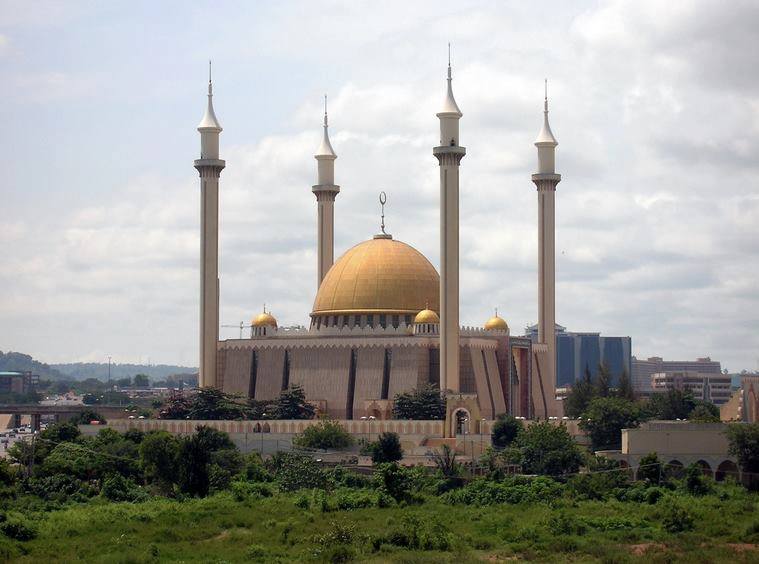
50,362 -> 198,382
0,351 -> 66,381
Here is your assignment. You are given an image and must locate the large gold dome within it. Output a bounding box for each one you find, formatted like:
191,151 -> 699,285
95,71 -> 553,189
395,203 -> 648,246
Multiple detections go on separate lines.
312,235 -> 439,317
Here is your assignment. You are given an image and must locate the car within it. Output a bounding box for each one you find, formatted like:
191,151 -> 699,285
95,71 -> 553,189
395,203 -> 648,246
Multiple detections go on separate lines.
128,415 -> 136,420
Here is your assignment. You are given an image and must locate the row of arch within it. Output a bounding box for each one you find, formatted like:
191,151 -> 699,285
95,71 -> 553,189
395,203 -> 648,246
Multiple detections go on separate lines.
619,459 -> 740,482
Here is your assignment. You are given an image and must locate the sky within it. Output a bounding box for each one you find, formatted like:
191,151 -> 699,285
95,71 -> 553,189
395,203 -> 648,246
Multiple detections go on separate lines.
0,0 -> 757,372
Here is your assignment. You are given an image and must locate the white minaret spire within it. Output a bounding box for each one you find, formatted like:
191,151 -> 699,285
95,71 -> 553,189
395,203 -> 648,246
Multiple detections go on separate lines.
194,61 -> 225,388
312,94 -> 340,288
532,78 -> 561,418
434,46 -> 465,393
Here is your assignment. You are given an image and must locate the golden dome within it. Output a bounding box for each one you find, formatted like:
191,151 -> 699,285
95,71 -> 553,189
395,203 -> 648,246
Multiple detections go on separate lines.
414,308 -> 440,324
312,235 -> 439,317
252,311 -> 277,328
484,313 -> 508,331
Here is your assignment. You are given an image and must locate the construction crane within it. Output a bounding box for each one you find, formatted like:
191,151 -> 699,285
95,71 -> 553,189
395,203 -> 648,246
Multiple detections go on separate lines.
221,321 -> 250,339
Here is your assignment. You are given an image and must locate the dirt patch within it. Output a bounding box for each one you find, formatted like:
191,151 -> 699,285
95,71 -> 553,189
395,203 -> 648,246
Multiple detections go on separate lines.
728,543 -> 758,553
628,543 -> 666,556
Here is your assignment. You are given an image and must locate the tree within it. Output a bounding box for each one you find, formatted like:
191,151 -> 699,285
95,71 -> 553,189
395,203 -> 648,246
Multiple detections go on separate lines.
616,369 -> 635,401
133,374 -> 150,388
689,403 -> 720,422
178,426 -> 236,497
514,421 -> 583,477
580,397 -> 641,451
726,423 -> 759,489
392,384 -> 446,420
273,385 -> 315,420
595,362 -> 612,398
636,452 -> 661,484
430,444 -> 461,478
564,367 -> 594,418
491,414 -> 522,448
82,393 -> 100,405
188,388 -> 250,420
644,389 -> 697,420
74,409 -> 106,424
292,420 -> 354,450
139,431 -> 180,493
369,432 -> 404,464
159,392 -> 192,419
115,377 -> 132,388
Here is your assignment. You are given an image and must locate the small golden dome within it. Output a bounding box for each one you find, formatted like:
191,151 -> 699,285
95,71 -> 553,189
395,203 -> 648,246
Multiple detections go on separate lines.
484,312 -> 508,331
312,235 -> 439,317
414,308 -> 440,324
252,311 -> 277,328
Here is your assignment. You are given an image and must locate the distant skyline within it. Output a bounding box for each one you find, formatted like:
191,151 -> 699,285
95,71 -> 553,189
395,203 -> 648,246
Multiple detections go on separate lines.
1,1 -> 758,371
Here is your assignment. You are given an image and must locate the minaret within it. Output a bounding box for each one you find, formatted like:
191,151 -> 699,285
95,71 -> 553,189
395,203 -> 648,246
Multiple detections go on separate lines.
532,80 -> 560,416
433,47 -> 465,392
312,95 -> 340,288
194,62 -> 225,388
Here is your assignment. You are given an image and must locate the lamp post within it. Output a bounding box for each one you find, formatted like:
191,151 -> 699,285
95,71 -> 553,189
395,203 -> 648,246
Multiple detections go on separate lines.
261,413 -> 266,454
480,418 -> 486,458
368,415 -> 376,443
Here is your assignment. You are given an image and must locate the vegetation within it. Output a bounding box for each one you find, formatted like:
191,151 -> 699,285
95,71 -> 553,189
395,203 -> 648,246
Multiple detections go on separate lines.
158,384 -> 316,421
392,384 -> 446,420
490,413 -> 522,448
580,396 -> 642,450
366,432 -> 404,464
292,420 -> 354,450
727,423 -> 759,489
510,421 -> 584,477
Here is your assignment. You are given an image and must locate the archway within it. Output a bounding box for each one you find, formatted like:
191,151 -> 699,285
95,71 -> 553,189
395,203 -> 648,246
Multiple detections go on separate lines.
454,409 -> 470,436
715,460 -> 739,482
665,460 -> 685,479
695,459 -> 713,478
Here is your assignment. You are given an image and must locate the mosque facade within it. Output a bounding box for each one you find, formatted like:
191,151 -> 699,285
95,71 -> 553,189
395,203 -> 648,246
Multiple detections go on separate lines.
194,59 -> 562,421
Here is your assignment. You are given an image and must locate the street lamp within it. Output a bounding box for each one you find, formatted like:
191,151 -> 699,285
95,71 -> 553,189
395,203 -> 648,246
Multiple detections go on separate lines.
368,416 -> 376,443
261,413 -> 267,454
480,418 -> 486,458
360,416 -> 368,444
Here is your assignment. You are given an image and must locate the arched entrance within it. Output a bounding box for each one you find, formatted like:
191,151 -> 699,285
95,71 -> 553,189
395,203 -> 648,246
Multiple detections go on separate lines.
695,460 -> 713,478
665,460 -> 685,479
715,460 -> 739,482
454,409 -> 470,436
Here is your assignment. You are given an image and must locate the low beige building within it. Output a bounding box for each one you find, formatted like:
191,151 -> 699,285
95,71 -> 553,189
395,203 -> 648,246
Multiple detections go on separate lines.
651,370 -> 733,405
598,421 -> 740,481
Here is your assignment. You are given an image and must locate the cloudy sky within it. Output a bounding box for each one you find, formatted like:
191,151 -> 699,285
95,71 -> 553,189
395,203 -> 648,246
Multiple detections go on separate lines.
1,1 -> 757,371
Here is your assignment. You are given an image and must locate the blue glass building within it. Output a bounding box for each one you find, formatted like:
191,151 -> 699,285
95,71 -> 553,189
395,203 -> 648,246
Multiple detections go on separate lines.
526,324 -> 632,387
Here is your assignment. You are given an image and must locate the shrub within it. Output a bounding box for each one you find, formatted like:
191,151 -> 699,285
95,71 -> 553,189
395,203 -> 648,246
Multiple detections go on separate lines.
579,397 -> 641,451
637,452 -> 662,484
101,474 -> 148,503
230,480 -> 274,501
25,474 -> 96,503
292,420 -> 353,450
684,464 -> 712,496
242,452 -> 272,483
491,414 -> 522,448
392,385 -> 446,420
514,422 -> 583,477
329,466 -> 371,489
368,432 -> 403,464
442,476 -> 563,506
373,463 -> 419,502
266,452 -> 328,492
567,468 -> 629,501
371,515 -> 453,552
660,497 -> 695,533
0,515 -> 36,541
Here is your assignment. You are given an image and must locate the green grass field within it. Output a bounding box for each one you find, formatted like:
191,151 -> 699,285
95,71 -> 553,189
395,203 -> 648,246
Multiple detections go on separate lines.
2,486 -> 759,563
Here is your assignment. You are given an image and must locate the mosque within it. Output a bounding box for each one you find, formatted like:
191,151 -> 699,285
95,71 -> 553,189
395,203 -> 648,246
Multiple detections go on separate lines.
193,59 -> 563,422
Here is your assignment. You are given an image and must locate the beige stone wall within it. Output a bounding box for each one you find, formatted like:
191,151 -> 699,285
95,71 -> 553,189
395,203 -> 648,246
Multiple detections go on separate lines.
353,347 -> 385,418
387,346 -> 419,399
290,347 -> 351,418
254,349 -> 285,401
621,421 -> 730,456
223,349 -> 253,397
485,348 -> 507,416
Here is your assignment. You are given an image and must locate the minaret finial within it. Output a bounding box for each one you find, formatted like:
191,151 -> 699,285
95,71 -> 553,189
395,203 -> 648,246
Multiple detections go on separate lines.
495,307 -> 498,317
208,60 -> 213,95
447,43 -> 452,79
544,78 -> 548,112
324,94 -> 328,127
379,191 -> 387,234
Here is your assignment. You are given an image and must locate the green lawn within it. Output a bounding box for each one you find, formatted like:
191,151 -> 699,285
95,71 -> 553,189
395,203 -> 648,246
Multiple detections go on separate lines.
2,488 -> 758,563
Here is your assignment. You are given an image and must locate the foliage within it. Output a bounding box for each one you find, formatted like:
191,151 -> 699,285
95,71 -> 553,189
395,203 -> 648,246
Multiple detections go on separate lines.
726,423 -> 759,479
25,474 -> 97,503
429,444 -> 461,478
139,431 -> 180,492
41,443 -> 103,481
72,409 -> 107,424
272,385 -> 315,420
563,366 -> 594,418
595,362 -> 612,398
637,452 -> 662,484
513,421 -> 583,477
371,515 -> 454,552
689,402 -> 720,422
659,497 -> 695,533
177,426 -> 236,497
188,388 -> 251,420
101,474 -> 148,502
644,389 -> 697,420
367,432 -> 403,464
133,374 -> 150,388
265,452 -> 327,492
491,413 -> 522,448
568,458 -> 629,500
684,463 -> 712,495
392,384 -> 446,420
616,369 -> 635,401
0,514 -> 37,541
442,476 -> 563,506
580,396 -> 641,451
292,420 -> 354,450
158,392 -> 193,419
372,462 -> 419,502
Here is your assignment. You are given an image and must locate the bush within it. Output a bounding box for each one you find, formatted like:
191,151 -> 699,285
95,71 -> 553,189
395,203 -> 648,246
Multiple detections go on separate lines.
371,515 -> 453,552
637,452 -> 662,484
491,414 -> 522,448
368,432 -> 403,464
373,463 -> 420,503
266,452 -> 328,492
292,420 -> 353,450
684,464 -> 712,496
442,476 -> 563,506
101,474 -> 148,503
660,497 -> 695,533
329,466 -> 371,489
392,385 -> 446,420
0,515 -> 36,541
230,480 -> 274,502
514,422 -> 583,477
